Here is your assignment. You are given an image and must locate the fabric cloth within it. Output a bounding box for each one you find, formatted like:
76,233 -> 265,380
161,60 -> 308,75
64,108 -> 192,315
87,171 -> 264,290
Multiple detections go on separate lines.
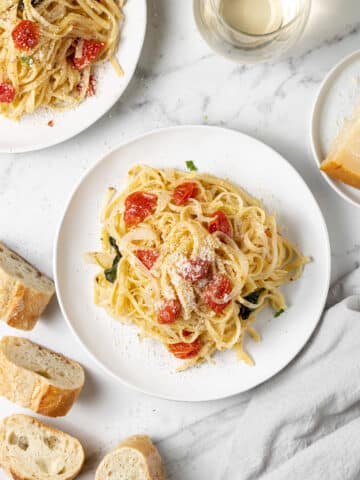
226,266 -> 360,480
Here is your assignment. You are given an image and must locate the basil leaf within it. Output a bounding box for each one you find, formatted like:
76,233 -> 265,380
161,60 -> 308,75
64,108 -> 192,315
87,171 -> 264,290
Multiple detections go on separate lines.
274,309 -> 285,318
21,56 -> 33,66
245,288 -> 265,305
109,236 -> 120,253
104,254 -> 120,283
104,236 -> 122,283
185,160 -> 198,172
239,288 -> 265,320
239,305 -> 251,320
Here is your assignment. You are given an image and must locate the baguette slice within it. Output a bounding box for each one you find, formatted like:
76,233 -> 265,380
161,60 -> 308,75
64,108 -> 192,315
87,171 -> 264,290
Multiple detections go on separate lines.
95,435 -> 165,480
320,102 -> 360,189
0,336 -> 85,417
0,414 -> 84,480
0,242 -> 55,330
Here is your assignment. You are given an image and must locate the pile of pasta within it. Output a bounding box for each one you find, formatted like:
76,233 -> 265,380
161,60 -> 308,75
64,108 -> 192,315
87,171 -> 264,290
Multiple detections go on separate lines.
88,165 -> 309,371
0,0 -> 123,120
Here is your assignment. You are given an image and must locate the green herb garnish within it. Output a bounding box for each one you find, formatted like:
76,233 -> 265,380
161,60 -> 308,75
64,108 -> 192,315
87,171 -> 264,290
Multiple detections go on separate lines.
185,160 -> 198,172
274,309 -> 285,318
104,256 -> 120,283
239,288 -> 265,320
21,56 -> 33,66
104,236 -> 122,283
245,289 -> 265,304
109,236 -> 120,254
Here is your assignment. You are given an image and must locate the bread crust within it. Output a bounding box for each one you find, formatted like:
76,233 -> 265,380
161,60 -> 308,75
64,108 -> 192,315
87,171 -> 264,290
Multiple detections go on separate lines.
96,435 -> 165,480
10,471 -> 30,480
0,415 -> 85,480
0,243 -> 54,331
120,436 -> 165,480
0,337 -> 85,417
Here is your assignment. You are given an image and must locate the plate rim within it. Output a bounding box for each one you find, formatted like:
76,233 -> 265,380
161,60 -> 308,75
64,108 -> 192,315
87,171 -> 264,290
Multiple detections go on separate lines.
310,48 -> 360,209
54,124 -> 331,402
0,0 -> 147,154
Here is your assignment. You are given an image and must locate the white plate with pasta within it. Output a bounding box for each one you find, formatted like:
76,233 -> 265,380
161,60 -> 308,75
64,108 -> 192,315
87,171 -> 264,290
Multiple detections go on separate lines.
0,0 -> 146,153
54,125 -> 331,401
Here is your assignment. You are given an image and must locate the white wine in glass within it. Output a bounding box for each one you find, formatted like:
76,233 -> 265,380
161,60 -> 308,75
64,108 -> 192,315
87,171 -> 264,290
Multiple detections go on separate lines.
194,0 -> 311,63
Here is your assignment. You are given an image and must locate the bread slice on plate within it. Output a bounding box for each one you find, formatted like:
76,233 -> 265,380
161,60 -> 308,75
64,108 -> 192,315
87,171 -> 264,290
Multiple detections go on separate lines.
95,435 -> 165,480
0,336 -> 85,417
0,414 -> 84,480
0,242 -> 55,330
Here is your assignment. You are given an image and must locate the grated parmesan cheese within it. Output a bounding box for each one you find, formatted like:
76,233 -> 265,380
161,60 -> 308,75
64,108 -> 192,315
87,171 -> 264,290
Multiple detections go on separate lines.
198,236 -> 216,262
197,278 -> 210,289
163,285 -> 175,300
169,269 -> 197,313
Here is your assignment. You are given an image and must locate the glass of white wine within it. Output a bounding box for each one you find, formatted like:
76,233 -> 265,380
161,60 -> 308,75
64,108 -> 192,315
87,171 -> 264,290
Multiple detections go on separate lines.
193,0 -> 311,63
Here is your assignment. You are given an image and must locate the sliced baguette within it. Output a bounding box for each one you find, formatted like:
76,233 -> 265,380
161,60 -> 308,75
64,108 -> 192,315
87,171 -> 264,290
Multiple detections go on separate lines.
0,242 -> 55,331
95,435 -> 165,480
0,414 -> 84,480
0,336 -> 85,417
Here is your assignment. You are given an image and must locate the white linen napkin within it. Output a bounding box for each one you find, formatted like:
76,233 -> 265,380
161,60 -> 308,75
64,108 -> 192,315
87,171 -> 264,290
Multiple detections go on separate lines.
227,266 -> 360,480
162,266 -> 360,480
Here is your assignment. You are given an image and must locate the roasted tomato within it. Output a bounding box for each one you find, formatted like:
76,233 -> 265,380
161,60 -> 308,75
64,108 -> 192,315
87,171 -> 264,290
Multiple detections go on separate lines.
203,274 -> 232,313
124,192 -> 157,227
0,83 -> 16,103
178,259 -> 211,283
134,249 -> 159,270
208,211 -> 232,237
172,182 -> 198,206
158,298 -> 181,324
168,338 -> 201,359
12,20 -> 39,50
73,39 -> 105,70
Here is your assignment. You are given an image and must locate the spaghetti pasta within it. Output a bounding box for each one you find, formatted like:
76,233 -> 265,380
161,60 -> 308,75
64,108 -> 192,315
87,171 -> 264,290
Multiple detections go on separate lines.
0,0 -> 124,120
87,165 -> 310,371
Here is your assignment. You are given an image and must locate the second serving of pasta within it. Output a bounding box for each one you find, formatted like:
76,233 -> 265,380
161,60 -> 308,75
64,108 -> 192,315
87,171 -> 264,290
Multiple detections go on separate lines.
87,164 -> 309,371
0,0 -> 123,120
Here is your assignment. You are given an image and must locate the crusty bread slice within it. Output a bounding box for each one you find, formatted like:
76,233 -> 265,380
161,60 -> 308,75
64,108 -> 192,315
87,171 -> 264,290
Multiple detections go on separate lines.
0,242 -> 55,330
0,414 -> 84,480
95,435 -> 165,480
0,336 -> 85,417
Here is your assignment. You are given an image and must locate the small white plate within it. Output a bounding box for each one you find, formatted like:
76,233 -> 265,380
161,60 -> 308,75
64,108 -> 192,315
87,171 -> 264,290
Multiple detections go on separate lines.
311,50 -> 360,208
0,0 -> 146,154
54,125 -> 331,401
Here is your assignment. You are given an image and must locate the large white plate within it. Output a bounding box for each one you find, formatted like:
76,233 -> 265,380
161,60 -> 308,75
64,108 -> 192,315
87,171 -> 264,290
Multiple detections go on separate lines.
311,50 -> 360,208
0,0 -> 146,153
54,125 -> 331,402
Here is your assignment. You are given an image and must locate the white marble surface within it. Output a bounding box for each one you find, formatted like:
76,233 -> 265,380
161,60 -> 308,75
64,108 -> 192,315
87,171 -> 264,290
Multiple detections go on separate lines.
1,0 -> 360,478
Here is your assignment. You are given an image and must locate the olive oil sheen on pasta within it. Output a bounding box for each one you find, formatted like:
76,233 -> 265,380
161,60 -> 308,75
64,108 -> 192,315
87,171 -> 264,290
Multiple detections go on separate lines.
219,0 -> 283,35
